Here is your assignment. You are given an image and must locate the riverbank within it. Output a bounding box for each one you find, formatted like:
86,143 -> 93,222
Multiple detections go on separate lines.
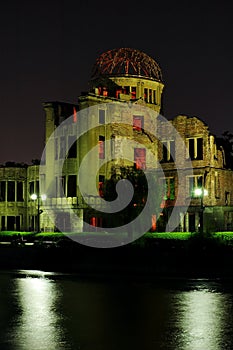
1,233 -> 233,279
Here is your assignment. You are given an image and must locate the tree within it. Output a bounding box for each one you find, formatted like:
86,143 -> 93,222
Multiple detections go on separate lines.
102,166 -> 162,234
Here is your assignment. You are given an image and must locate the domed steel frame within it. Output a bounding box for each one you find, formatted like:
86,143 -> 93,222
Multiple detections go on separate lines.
91,48 -> 163,82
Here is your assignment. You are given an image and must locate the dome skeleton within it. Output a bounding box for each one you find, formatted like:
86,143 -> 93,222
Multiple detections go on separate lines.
91,48 -> 163,82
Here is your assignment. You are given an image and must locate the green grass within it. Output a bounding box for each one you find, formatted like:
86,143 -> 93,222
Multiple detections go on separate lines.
213,232 -> 233,241
0,231 -> 33,237
144,232 -> 194,240
2,230 -> 233,243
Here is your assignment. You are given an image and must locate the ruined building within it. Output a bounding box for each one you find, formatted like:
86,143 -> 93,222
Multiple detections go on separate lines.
0,48 -> 232,233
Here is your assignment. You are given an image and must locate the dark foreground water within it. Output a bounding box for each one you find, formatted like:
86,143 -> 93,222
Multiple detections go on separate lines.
0,270 -> 233,350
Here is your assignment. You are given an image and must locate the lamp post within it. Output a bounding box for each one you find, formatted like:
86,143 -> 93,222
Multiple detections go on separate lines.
31,194 -> 47,233
194,188 -> 208,234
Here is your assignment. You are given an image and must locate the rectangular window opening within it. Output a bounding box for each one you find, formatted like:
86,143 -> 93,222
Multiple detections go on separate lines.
133,116 -> 144,131
7,181 -> 15,202
67,136 -> 77,158
99,175 -> 105,198
0,181 -> 6,201
67,175 -> 77,197
99,136 -> 105,159
99,109 -> 105,124
134,148 -> 146,170
17,182 -> 24,202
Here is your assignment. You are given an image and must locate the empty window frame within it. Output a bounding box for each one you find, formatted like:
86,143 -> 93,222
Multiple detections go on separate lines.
67,135 -> 77,158
131,87 -> 136,99
99,175 -> 105,198
56,176 -> 66,197
99,136 -> 105,159
17,182 -> 24,202
0,181 -> 6,201
134,148 -> 146,170
161,177 -> 175,200
188,175 -> 203,198
7,181 -> 15,202
67,175 -> 77,197
133,116 -> 144,131
153,90 -> 157,104
144,88 -> 148,102
162,140 -> 175,162
188,138 -> 203,160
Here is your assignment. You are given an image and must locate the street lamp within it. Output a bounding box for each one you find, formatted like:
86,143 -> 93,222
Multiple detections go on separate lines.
31,193 -> 47,233
194,187 -> 208,234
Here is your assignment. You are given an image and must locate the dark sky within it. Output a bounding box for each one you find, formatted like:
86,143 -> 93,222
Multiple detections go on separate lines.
0,0 -> 232,164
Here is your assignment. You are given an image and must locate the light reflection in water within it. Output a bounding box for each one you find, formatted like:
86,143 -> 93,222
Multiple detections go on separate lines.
170,282 -> 231,350
1,272 -> 233,350
10,271 -> 67,350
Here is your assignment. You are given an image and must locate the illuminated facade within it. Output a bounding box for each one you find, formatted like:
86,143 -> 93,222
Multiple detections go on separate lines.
0,48 -> 233,233
158,115 -> 233,232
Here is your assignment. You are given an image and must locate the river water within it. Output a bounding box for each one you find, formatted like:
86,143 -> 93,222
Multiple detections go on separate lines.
0,270 -> 233,350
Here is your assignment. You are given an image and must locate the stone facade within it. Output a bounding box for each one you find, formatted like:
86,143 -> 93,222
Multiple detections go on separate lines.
0,164 -> 38,231
0,48 -> 232,233
158,115 -> 233,232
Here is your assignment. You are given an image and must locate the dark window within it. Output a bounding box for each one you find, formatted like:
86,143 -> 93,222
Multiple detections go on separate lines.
67,175 -> 77,197
149,89 -> 152,103
0,181 -> 6,201
7,216 -> 15,230
196,138 -> 203,160
153,90 -> 157,104
99,110 -> 105,124
131,87 -> 136,99
1,216 -> 5,231
162,143 -> 168,162
162,141 -> 175,162
133,116 -> 144,131
29,182 -> 34,195
17,182 -> 24,202
134,148 -> 146,170
99,136 -> 105,159
189,139 -> 195,160
123,86 -> 130,95
170,141 -> 175,161
67,136 -> 77,158
7,181 -> 15,201
99,175 -> 105,197
188,138 -> 203,160
16,216 -> 20,230
189,213 -> 196,232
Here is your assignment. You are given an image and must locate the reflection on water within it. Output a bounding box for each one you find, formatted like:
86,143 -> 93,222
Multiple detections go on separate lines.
179,290 -> 224,349
11,275 -> 64,349
165,281 -> 233,350
4,270 -> 70,350
0,271 -> 233,350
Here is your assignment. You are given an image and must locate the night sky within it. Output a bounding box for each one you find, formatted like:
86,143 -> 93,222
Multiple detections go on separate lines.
0,0 -> 232,164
